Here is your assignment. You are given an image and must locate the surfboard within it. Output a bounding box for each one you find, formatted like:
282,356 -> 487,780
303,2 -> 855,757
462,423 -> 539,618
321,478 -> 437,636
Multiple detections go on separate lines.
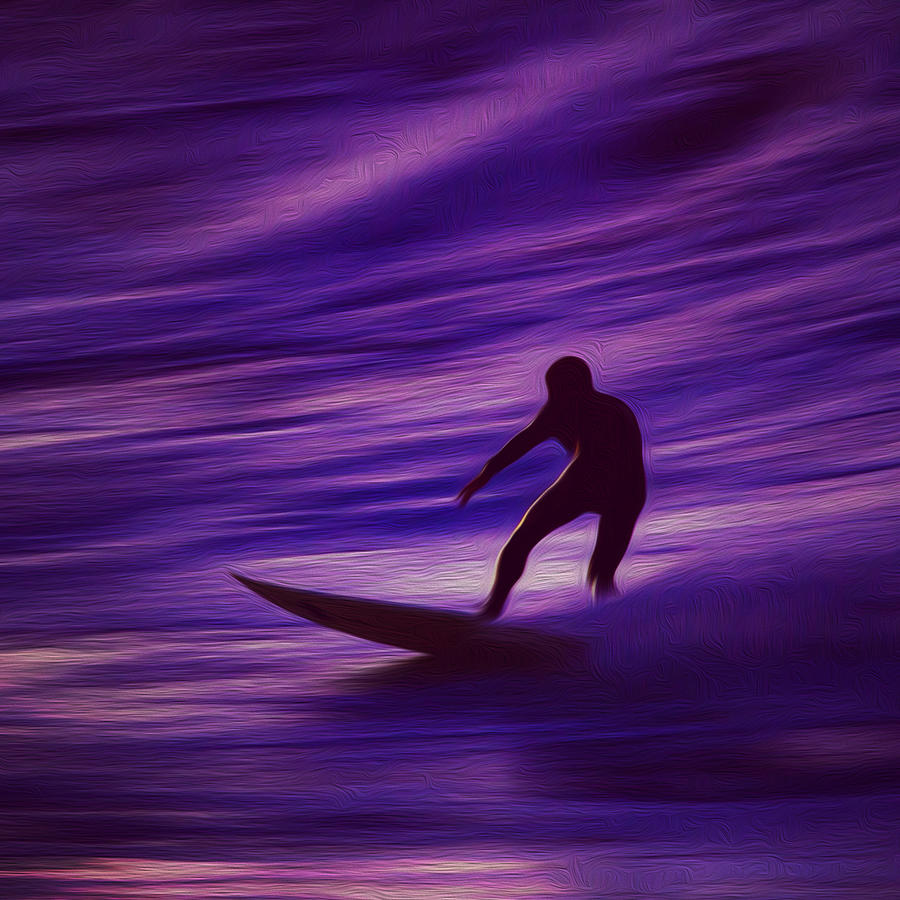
230,571 -> 486,655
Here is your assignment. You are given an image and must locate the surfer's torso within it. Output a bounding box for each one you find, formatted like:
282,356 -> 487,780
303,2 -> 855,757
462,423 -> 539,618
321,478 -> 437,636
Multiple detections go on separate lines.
537,391 -> 646,507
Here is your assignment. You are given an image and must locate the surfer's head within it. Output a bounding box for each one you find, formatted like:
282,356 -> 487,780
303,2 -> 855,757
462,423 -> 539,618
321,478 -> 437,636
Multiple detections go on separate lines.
545,356 -> 593,400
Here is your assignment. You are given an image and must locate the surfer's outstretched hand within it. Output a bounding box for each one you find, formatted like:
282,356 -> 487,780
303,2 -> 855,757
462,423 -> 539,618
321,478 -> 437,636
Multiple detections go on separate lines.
457,472 -> 488,506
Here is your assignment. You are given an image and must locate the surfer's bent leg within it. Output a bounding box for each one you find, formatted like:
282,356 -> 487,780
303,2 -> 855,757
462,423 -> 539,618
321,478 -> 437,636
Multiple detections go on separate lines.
588,500 -> 643,599
482,482 -> 583,619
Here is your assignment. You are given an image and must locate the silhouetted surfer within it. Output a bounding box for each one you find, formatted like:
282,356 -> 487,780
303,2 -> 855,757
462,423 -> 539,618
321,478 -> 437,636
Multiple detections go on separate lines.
457,356 -> 646,619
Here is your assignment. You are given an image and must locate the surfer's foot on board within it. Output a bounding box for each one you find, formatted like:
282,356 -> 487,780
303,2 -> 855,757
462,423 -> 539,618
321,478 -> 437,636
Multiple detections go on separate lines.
476,598 -> 505,621
590,578 -> 620,601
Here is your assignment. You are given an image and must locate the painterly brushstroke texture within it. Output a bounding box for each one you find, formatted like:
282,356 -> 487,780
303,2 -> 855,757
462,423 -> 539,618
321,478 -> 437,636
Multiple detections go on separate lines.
2,0 -> 898,896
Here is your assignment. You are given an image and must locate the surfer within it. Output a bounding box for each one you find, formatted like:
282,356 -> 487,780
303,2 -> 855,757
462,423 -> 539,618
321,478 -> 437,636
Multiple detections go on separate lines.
457,356 -> 646,619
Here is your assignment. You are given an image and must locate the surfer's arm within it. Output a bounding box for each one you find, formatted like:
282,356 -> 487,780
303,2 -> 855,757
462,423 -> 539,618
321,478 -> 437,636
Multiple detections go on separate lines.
457,415 -> 549,505
483,418 -> 548,478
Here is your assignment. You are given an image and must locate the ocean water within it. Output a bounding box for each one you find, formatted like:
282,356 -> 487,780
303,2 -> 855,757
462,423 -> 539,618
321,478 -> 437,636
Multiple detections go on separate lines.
3,1 -> 899,896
